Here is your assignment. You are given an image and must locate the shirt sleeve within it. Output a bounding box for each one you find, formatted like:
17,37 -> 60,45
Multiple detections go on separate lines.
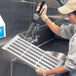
58,24 -> 74,39
64,35 -> 76,71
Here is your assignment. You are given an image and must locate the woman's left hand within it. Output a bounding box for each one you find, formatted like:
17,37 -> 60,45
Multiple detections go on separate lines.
35,67 -> 47,75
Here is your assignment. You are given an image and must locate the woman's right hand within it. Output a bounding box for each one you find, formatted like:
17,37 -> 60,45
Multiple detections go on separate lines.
36,3 -> 48,21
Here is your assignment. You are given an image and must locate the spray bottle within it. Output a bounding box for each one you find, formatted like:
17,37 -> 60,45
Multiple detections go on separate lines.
0,15 -> 6,38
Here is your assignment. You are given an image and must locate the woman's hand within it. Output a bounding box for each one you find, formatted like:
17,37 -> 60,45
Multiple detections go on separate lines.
35,67 -> 47,75
36,3 -> 48,21
35,67 -> 58,76
35,67 -> 52,76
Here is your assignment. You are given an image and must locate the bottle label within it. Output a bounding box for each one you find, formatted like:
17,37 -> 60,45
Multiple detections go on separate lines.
0,26 -> 5,38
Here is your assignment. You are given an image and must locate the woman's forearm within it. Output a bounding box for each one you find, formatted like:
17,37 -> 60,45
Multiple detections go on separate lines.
45,65 -> 68,75
45,17 -> 60,35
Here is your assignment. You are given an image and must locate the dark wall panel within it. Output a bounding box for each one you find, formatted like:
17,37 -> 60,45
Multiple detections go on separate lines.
0,0 -> 34,37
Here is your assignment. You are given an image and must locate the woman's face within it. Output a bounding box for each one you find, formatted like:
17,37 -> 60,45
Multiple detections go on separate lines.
68,13 -> 76,24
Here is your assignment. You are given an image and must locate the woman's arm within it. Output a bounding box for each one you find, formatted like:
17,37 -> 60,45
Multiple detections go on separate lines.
45,17 -> 60,35
37,4 -> 60,35
35,65 -> 68,75
44,65 -> 68,75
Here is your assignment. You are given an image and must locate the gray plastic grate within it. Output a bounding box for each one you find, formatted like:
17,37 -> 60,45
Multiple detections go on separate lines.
2,35 -> 63,70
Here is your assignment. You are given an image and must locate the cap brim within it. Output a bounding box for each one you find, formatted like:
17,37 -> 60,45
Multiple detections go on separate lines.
58,5 -> 74,14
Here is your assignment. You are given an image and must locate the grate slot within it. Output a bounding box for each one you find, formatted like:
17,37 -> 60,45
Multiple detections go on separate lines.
15,40 -> 44,59
28,51 -> 40,59
35,62 -> 49,70
16,39 -> 44,57
18,38 -> 45,54
6,48 -> 39,69
8,47 -> 21,56
12,42 -> 39,62
18,37 -> 59,64
14,41 -> 28,50
22,56 -> 35,65
45,53 -> 59,62
41,58 -> 55,68
15,40 -> 31,52
29,48 -> 43,58
42,56 -> 57,66
13,43 -> 27,52
36,64 -> 41,68
11,44 -> 24,53
29,49 -> 57,67
43,56 -> 57,65
39,60 -> 54,69
10,44 -> 57,69
13,41 -> 42,60
24,53 -> 38,62
9,45 -> 23,55
14,41 -> 30,53
9,45 -> 38,64
39,61 -> 53,69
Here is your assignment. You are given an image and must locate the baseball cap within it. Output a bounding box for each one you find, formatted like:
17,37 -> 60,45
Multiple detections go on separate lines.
58,0 -> 76,14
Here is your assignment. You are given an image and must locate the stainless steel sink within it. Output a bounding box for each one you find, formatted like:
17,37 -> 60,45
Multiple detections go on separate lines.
45,51 -> 66,61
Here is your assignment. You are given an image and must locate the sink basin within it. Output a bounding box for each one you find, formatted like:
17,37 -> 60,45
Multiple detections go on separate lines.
45,51 -> 66,61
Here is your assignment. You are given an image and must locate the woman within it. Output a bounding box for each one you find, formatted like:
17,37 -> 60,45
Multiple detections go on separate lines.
35,0 -> 76,76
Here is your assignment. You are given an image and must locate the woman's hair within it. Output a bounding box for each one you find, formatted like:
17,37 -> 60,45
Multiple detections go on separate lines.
72,11 -> 76,15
